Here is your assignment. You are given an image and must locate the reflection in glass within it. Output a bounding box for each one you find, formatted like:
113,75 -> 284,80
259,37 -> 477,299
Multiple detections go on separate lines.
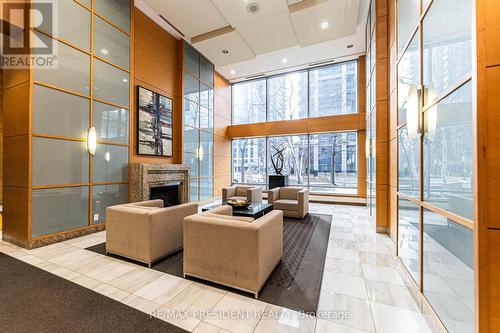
93,144 -> 128,183
232,138 -> 267,185
200,154 -> 213,178
423,82 -> 473,220
200,130 -> 213,156
184,42 -> 199,78
200,83 -> 214,110
184,73 -> 200,103
309,61 -> 358,117
397,0 -> 420,55
422,0 -> 471,103
45,0 -> 90,50
199,107 -> 213,131
94,0 -> 130,32
184,99 -> 199,128
184,126 -> 199,153
309,133 -> 357,194
33,85 -> 89,139
398,126 -> 419,197
398,33 -> 420,125
184,153 -> 199,178
200,178 -> 213,200
32,186 -> 89,237
93,101 -> 129,144
32,138 -> 89,186
268,71 -> 308,121
34,35 -> 90,95
94,15 -> 130,70
94,59 -> 130,107
423,208 -> 474,333
232,79 -> 266,124
93,184 -> 128,223
398,198 -> 420,284
190,178 -> 199,202
200,56 -> 214,87
267,135 -> 308,186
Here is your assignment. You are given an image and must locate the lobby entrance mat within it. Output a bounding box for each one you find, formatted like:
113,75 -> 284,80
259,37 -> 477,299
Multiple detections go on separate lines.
87,213 -> 332,314
0,253 -> 187,333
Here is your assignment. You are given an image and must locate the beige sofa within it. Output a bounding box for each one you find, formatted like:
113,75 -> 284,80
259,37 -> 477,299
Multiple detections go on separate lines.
183,205 -> 283,298
106,199 -> 198,267
222,185 -> 263,203
268,187 -> 309,218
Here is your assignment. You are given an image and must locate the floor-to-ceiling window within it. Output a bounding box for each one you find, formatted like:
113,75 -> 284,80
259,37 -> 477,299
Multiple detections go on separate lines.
31,0 -> 130,237
183,42 -> 215,202
396,0 -> 474,332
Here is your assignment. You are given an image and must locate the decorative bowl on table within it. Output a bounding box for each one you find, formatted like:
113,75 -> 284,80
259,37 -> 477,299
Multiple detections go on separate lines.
226,199 -> 251,208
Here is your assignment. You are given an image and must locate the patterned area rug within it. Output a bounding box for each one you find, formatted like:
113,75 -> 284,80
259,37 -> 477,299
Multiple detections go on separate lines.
87,213 -> 332,314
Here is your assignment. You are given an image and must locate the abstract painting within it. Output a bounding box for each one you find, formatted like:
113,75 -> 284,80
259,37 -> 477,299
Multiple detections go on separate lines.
137,86 -> 173,156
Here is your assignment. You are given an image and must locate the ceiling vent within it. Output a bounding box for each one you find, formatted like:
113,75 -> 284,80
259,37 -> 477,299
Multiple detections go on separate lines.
247,3 -> 261,14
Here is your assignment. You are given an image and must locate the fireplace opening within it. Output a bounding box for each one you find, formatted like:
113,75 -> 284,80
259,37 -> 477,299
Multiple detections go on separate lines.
149,182 -> 182,207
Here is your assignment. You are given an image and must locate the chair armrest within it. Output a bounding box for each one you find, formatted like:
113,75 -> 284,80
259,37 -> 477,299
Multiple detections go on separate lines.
207,205 -> 233,216
298,189 -> 309,217
267,188 -> 280,203
222,186 -> 236,202
130,199 -> 164,208
247,187 -> 263,203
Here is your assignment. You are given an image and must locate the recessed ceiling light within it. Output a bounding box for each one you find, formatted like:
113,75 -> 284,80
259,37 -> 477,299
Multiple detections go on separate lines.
230,70 -> 236,75
222,49 -> 229,54
247,2 -> 261,14
101,49 -> 109,55
347,44 -> 354,48
282,58 -> 288,64
320,21 -> 329,30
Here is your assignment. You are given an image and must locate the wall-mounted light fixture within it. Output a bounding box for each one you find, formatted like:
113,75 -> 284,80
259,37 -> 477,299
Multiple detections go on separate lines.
406,85 -> 420,140
87,127 -> 97,155
424,85 -> 437,141
198,145 -> 204,161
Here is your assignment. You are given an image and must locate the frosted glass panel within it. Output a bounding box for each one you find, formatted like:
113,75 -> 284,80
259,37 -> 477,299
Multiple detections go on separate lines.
397,0 -> 419,55
32,186 -> 89,237
34,35 -> 90,95
33,137 -> 89,186
94,15 -> 130,69
93,144 -> 128,183
94,58 -> 130,107
33,85 -> 89,138
93,101 -> 129,144
93,184 -> 128,223
94,0 -> 130,32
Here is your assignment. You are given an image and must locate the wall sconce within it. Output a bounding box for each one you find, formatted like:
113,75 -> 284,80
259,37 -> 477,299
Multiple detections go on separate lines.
406,85 -> 420,140
198,145 -> 204,161
424,85 -> 438,141
87,127 -> 97,155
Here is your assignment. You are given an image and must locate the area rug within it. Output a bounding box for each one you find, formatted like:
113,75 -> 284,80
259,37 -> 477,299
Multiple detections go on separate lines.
86,213 -> 332,314
0,253 -> 187,333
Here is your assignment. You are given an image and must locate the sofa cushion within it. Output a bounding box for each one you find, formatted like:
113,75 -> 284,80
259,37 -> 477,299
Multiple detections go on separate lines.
279,187 -> 300,200
235,186 -> 251,196
203,213 -> 254,223
228,196 -> 247,202
273,199 -> 299,211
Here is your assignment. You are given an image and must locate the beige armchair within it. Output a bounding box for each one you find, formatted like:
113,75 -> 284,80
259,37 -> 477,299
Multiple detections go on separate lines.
222,185 -> 262,204
268,187 -> 309,218
106,200 -> 198,267
183,206 -> 283,298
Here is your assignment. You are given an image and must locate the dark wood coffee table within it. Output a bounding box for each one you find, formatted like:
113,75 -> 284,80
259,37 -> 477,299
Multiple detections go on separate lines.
232,203 -> 273,219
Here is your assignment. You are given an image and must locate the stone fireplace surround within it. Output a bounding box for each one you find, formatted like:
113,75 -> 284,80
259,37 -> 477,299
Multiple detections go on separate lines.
130,163 -> 190,204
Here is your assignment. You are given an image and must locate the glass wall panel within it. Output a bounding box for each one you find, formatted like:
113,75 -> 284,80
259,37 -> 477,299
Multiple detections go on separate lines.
93,101 -> 129,144
397,0 -> 420,55
93,59 -> 130,107
51,0 -> 91,50
309,61 -> 358,117
309,132 -> 357,194
422,0 -> 471,103
184,73 -> 200,103
200,178 -> 214,201
232,79 -> 266,124
184,152 -> 199,178
32,138 -> 89,186
33,85 -> 89,139
32,186 -> 89,237
267,135 -> 308,187
184,126 -> 199,153
200,83 -> 214,110
200,56 -> 214,87
34,36 -> 90,95
93,144 -> 128,183
94,15 -> 130,70
232,138 -> 267,185
398,126 -> 420,197
423,208 -> 474,333
398,33 -> 420,125
92,184 -> 128,223
398,198 -> 420,284
190,178 -> 199,202
423,82 -> 473,220
184,99 -> 199,128
184,44 -> 200,78
94,0 -> 130,32
267,71 -> 308,121
200,130 -> 214,156
200,155 -> 213,178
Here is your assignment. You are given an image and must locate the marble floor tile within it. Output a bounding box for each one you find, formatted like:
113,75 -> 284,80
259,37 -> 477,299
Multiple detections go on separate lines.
253,305 -> 317,333
364,279 -> 420,312
193,321 -> 231,333
71,275 -> 102,289
205,293 -> 267,333
315,318 -> 369,333
361,264 -> 405,286
84,260 -> 138,283
321,272 -> 368,299
155,306 -> 201,332
121,294 -> 162,315
167,283 -> 226,315
326,247 -> 360,262
330,231 -> 356,241
108,268 -> 163,293
323,257 -> 363,277
371,302 -> 432,333
134,274 -> 192,305
93,283 -> 130,302
356,242 -> 389,254
358,251 -> 397,268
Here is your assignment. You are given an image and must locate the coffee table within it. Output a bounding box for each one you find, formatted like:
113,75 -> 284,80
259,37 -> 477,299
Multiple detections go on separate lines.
232,203 -> 273,219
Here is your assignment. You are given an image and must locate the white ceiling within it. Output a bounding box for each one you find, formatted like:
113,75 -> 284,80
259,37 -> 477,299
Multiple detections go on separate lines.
140,0 -> 370,82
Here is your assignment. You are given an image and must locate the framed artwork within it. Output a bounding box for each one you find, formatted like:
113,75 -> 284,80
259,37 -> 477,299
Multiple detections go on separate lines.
137,86 -> 173,156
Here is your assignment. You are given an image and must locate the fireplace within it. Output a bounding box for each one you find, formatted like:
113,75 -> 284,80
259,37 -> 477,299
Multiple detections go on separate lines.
150,182 -> 182,207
